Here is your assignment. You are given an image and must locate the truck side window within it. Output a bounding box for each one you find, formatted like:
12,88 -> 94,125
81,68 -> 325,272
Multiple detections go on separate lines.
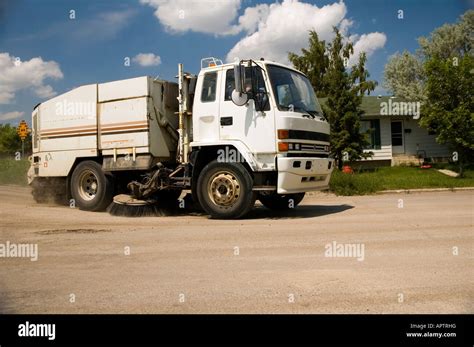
224,67 -> 268,105
201,72 -> 217,102
224,69 -> 235,101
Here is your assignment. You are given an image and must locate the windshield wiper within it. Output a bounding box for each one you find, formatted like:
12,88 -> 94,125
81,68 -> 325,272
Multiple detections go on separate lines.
280,105 -> 327,121
306,109 -> 327,121
294,107 -> 319,120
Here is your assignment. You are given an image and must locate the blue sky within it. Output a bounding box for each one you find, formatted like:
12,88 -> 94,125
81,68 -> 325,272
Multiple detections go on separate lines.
0,0 -> 471,125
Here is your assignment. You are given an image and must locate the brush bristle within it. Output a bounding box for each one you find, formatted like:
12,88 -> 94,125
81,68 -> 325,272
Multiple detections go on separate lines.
106,193 -> 201,217
107,202 -> 165,217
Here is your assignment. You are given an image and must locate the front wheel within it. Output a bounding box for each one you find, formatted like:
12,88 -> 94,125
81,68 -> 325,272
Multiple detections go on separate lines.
70,160 -> 114,211
196,160 -> 255,219
259,192 -> 305,210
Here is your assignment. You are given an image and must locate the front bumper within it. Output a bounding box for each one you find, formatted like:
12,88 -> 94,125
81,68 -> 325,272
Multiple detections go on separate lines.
277,157 -> 334,194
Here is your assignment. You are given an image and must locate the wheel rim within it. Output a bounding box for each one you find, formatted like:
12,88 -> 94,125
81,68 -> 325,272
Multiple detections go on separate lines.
78,170 -> 99,201
207,171 -> 241,208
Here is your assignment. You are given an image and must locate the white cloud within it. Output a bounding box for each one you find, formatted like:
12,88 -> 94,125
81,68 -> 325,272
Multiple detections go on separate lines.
133,53 -> 162,67
35,85 -> 56,99
232,4 -> 270,35
140,0 -> 241,35
339,18 -> 353,36
226,0 -> 387,66
0,111 -> 24,121
349,32 -> 387,65
0,53 -> 63,104
226,0 -> 347,64
140,0 -> 387,66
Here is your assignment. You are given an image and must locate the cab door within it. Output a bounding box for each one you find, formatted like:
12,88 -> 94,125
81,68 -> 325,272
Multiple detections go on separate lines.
192,69 -> 221,142
218,67 -> 275,154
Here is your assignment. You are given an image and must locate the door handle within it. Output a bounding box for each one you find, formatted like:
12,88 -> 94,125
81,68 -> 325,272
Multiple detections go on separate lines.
220,116 -> 233,126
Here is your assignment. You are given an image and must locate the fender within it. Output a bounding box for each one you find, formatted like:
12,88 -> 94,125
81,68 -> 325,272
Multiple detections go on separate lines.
190,140 -> 260,171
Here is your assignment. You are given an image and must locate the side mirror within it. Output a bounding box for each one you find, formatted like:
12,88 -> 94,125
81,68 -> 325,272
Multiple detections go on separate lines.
234,63 -> 244,93
231,89 -> 248,106
231,63 -> 248,106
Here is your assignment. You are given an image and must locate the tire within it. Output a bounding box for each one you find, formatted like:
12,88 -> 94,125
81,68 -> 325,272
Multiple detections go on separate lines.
259,192 -> 305,210
191,177 -> 203,211
70,160 -> 114,211
196,160 -> 256,219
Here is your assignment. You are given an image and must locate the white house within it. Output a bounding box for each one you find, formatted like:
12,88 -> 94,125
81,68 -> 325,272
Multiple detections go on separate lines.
358,96 -> 451,166
320,96 -> 452,166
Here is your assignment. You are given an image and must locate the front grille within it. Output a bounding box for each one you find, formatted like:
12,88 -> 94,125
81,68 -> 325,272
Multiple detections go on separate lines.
300,144 -> 329,152
288,130 -> 330,142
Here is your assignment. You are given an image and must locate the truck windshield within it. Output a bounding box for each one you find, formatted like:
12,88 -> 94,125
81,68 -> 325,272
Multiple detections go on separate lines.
266,64 -> 323,118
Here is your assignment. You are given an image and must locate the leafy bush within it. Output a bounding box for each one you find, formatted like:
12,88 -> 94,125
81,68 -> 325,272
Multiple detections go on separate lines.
0,159 -> 29,185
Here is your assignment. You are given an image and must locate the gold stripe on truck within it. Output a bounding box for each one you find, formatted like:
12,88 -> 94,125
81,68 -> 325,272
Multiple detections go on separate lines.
40,121 -> 149,139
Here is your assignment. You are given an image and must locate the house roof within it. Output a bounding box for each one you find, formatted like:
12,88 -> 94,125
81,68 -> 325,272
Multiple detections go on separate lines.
319,95 -> 418,117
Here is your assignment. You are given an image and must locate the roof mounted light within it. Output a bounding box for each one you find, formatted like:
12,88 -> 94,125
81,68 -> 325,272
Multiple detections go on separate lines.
201,57 -> 223,69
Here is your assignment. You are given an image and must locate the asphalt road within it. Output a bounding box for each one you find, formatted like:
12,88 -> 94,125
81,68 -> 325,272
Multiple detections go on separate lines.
0,186 -> 472,313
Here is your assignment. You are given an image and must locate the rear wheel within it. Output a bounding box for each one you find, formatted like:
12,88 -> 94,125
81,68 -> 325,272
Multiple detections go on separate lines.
197,160 -> 255,219
70,160 -> 114,211
258,192 -> 305,210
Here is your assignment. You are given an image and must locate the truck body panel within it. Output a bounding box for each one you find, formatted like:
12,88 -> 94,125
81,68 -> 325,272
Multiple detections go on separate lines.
31,77 -> 178,178
98,76 -> 149,102
35,84 -> 98,153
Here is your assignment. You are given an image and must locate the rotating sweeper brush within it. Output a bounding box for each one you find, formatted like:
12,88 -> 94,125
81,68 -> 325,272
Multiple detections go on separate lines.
106,194 -> 165,217
107,190 -> 198,218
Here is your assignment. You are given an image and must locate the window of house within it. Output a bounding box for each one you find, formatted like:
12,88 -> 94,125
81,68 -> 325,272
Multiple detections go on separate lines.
391,121 -> 403,146
201,72 -> 217,102
360,119 -> 381,150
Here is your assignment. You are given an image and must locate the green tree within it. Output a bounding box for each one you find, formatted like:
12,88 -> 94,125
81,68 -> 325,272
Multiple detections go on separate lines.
418,10 -> 473,60
420,55 -> 474,177
383,10 -> 474,175
289,28 -> 377,169
383,51 -> 425,101
384,10 -> 473,99
0,123 -> 32,158
288,30 -> 329,97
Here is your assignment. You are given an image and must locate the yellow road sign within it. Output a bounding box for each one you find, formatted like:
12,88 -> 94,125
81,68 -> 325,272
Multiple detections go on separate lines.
17,120 -> 30,140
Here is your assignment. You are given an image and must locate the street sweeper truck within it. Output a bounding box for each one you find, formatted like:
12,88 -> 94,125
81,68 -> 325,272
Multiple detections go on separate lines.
28,57 -> 334,219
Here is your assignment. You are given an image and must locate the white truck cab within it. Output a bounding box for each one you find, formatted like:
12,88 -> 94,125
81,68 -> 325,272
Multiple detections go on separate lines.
191,59 -> 333,195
